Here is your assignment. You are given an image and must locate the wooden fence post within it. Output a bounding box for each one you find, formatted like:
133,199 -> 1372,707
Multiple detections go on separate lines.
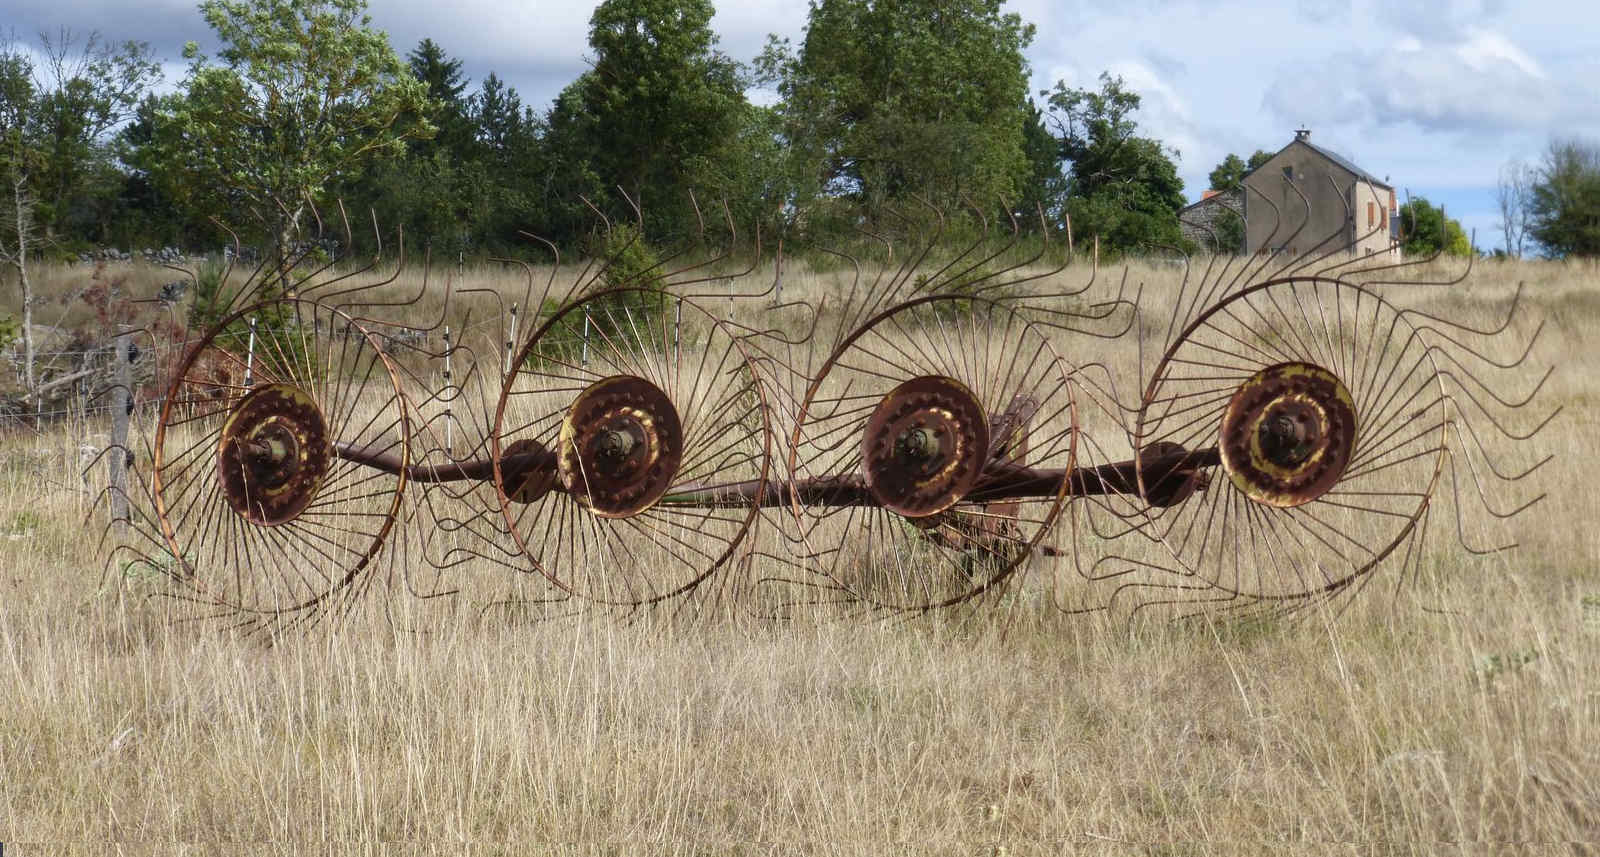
109,325 -> 132,525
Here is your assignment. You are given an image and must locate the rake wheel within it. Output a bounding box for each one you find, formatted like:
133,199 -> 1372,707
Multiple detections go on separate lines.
779,294 -> 1078,614
152,299 -> 410,615
491,289 -> 771,606
1133,276 -> 1447,605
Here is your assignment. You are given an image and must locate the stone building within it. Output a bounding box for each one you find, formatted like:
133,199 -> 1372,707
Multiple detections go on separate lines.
1241,129 -> 1396,257
1178,188 -> 1244,248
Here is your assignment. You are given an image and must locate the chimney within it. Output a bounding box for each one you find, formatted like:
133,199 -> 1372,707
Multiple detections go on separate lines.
1294,127 -> 1311,142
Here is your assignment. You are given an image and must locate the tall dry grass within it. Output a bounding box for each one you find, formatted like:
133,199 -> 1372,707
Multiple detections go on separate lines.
0,254 -> 1596,849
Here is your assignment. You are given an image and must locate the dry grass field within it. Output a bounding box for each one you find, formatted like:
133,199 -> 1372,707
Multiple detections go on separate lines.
1,253 -> 1596,851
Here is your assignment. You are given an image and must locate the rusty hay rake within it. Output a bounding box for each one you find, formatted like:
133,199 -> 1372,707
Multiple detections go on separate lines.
94,197 -> 1556,630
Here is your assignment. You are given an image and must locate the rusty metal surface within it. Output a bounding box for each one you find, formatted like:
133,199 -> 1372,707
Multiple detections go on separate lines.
861,375 -> 990,518
215,383 -> 331,526
773,289 -> 1084,615
491,287 -> 771,607
98,199 -> 1555,629
558,375 -> 683,518
1218,362 -> 1356,508
148,295 -> 410,621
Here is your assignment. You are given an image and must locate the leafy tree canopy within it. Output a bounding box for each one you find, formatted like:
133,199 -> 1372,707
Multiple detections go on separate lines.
763,0 -> 1035,219
1529,138 -> 1600,258
0,31 -> 161,241
148,0 -> 432,275
407,38 -> 474,158
1207,149 -> 1271,192
1045,72 -> 1186,253
1398,197 -> 1471,257
547,0 -> 747,238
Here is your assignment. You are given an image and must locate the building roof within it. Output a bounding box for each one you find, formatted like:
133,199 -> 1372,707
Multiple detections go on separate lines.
1241,130 -> 1393,191
1180,187 -> 1242,214
1299,140 -> 1392,190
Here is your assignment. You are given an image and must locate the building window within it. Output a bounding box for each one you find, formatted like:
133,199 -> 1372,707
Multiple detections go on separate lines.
1368,202 -> 1375,228
1282,166 -> 1293,181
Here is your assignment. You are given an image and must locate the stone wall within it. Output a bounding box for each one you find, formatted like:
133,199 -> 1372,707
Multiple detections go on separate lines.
1178,189 -> 1244,249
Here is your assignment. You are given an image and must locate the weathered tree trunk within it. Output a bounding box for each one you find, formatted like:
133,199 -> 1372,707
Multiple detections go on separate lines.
272,203 -> 306,299
11,174 -> 34,394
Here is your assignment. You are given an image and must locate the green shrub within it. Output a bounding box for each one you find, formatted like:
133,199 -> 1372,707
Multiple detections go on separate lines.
583,223 -> 669,350
589,222 -> 664,292
184,260 -> 314,374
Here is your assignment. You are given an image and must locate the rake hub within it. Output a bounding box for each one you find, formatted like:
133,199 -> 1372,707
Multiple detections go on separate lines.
502,438 -> 558,505
215,382 -> 332,526
558,375 -> 683,518
1219,362 -> 1356,508
862,375 -> 990,518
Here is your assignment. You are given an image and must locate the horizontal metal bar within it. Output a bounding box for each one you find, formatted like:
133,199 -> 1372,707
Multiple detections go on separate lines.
334,439 -> 1220,510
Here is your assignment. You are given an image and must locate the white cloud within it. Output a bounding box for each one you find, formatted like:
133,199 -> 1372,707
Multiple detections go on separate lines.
1455,29 -> 1546,79
1372,0 -> 1508,40
1263,29 -> 1574,133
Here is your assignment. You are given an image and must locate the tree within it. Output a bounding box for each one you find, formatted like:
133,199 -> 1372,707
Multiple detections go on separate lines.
148,0 -> 431,286
0,46 -> 37,393
1045,72 -> 1186,253
406,38 -> 473,160
1398,197 -> 1471,257
1528,138 -> 1600,258
1496,158 -> 1534,259
1015,97 -> 1066,227
1208,149 -> 1271,193
763,0 -> 1036,220
546,0 -> 747,239
1,32 -> 160,394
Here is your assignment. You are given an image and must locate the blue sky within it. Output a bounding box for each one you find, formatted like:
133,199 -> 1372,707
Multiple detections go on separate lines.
9,0 -> 1597,250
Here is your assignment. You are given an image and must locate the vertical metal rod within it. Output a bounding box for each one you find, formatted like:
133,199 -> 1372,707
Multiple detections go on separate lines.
673,298 -> 682,365
505,303 -> 519,377
243,315 -> 257,388
442,324 -> 454,452
109,326 -> 132,525
582,310 -> 591,368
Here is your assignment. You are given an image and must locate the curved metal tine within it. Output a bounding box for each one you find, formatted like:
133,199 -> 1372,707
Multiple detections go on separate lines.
1444,450 -> 1525,556
1178,216 -> 1251,320
1248,176 -> 1321,284
1195,185 -> 1289,311
602,188 -> 711,287
184,217 -> 273,317
868,201 -> 945,296
897,198 -> 1034,300
1413,311 -> 1545,375
1152,180 -> 1285,348
1435,366 -> 1559,443
1403,280 -> 1530,340
516,228 -> 604,311
718,243 -> 821,345
259,198 -> 373,304
1444,412 -> 1552,488
825,225 -> 915,332
897,198 -> 1061,306
1342,200 -> 1475,288
1308,182 -> 1401,281
660,196 -> 773,301
1268,176 -> 1382,281
295,206 -> 408,308
959,212 -> 1105,314
578,190 -> 749,299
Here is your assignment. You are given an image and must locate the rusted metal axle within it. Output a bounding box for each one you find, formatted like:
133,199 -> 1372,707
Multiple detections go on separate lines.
329,439 -> 1217,510
333,441 -> 556,485
655,445 -> 1218,509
